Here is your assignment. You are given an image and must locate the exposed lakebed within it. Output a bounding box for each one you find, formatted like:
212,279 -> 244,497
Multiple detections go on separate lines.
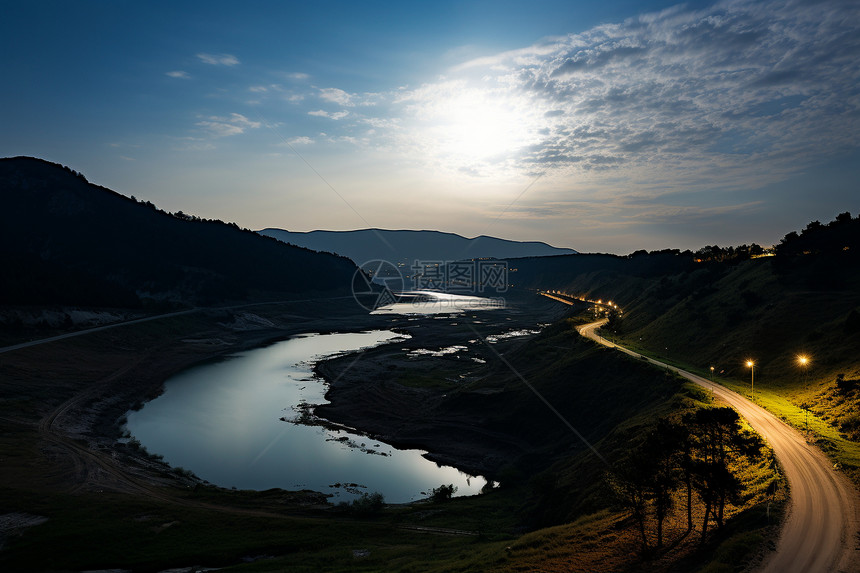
125,330 -> 488,503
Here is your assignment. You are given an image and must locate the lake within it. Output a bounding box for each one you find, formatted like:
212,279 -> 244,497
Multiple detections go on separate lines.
124,330 -> 487,503
371,290 -> 505,315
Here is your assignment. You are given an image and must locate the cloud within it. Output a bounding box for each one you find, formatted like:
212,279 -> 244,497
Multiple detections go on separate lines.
196,113 -> 261,137
196,53 -> 240,66
247,0 -> 856,228
308,110 -> 350,120
360,117 -> 400,130
361,0 -> 860,191
287,136 -> 314,145
551,45 -> 647,77
319,88 -> 355,106
166,70 -> 190,79
172,137 -> 217,152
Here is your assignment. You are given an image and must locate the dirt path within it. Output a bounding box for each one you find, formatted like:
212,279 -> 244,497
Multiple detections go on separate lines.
0,296 -> 354,356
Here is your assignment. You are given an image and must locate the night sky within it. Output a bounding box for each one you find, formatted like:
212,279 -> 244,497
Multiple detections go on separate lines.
2,0 -> 858,253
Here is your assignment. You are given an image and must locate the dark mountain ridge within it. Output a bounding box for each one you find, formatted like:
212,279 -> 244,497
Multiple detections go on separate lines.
0,157 -> 357,308
258,227 -> 576,266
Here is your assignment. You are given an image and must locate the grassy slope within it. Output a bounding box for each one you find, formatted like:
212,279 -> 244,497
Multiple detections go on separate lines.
566,254 -> 860,480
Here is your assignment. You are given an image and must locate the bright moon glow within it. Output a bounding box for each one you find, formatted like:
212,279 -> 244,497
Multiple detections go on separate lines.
437,95 -> 525,159
408,83 -> 539,171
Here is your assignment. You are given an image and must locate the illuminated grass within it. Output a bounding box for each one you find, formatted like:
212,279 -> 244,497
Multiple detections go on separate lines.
607,334 -> 860,474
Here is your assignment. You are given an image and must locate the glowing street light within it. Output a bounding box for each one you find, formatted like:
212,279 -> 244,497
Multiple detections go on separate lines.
708,365 -> 716,399
798,355 -> 811,436
746,360 -> 755,402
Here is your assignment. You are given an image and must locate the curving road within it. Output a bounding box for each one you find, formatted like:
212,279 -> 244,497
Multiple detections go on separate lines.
577,319 -> 859,572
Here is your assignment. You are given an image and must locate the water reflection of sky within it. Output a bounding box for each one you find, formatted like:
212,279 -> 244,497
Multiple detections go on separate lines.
371,291 -> 505,315
125,331 -> 487,502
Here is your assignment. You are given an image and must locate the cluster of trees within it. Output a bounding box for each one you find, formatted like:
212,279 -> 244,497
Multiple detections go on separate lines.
127,194 -> 249,231
611,407 -> 766,552
128,196 -> 326,253
624,212 -> 858,265
776,212 -> 858,257
627,244 -> 767,264
429,483 -> 458,502
60,163 -> 88,182
694,243 -> 766,262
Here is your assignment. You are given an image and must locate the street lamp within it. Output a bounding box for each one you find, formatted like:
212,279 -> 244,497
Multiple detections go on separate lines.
709,365 -> 716,399
798,355 -> 811,435
746,360 -> 755,402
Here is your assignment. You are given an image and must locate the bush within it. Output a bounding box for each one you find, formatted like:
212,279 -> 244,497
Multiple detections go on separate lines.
349,492 -> 385,516
430,484 -> 458,502
172,466 -> 196,479
836,374 -> 858,393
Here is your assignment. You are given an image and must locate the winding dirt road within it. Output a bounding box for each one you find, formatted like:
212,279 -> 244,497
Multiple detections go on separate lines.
577,319 -> 859,572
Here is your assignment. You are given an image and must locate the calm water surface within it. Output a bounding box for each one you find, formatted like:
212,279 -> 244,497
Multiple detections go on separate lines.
372,291 -> 505,315
125,331 -> 486,502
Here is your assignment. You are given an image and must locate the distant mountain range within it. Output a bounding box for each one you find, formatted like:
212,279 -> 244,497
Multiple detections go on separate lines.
257,228 -> 577,267
0,157 -> 357,308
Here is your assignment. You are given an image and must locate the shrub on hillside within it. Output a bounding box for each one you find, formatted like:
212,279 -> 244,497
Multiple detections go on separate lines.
336,492 -> 385,516
836,374 -> 859,394
429,484 -> 457,502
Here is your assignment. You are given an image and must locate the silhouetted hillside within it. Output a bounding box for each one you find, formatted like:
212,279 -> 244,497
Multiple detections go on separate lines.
0,157 -> 357,308
509,214 -> 860,440
258,228 -> 576,266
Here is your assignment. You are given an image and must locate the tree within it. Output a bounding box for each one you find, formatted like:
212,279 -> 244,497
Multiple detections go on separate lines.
610,419 -> 683,550
684,407 -> 763,541
613,408 -> 766,550
429,484 -> 457,502
610,456 -> 652,550
347,491 -> 385,516
641,419 -> 685,547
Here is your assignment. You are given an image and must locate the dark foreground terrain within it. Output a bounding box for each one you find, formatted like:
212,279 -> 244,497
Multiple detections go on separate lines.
0,292 -> 783,572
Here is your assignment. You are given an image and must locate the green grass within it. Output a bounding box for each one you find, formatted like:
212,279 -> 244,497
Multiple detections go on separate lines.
605,331 -> 860,475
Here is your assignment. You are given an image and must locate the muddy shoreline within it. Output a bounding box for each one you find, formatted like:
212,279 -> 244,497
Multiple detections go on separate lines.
313,293 -> 573,478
